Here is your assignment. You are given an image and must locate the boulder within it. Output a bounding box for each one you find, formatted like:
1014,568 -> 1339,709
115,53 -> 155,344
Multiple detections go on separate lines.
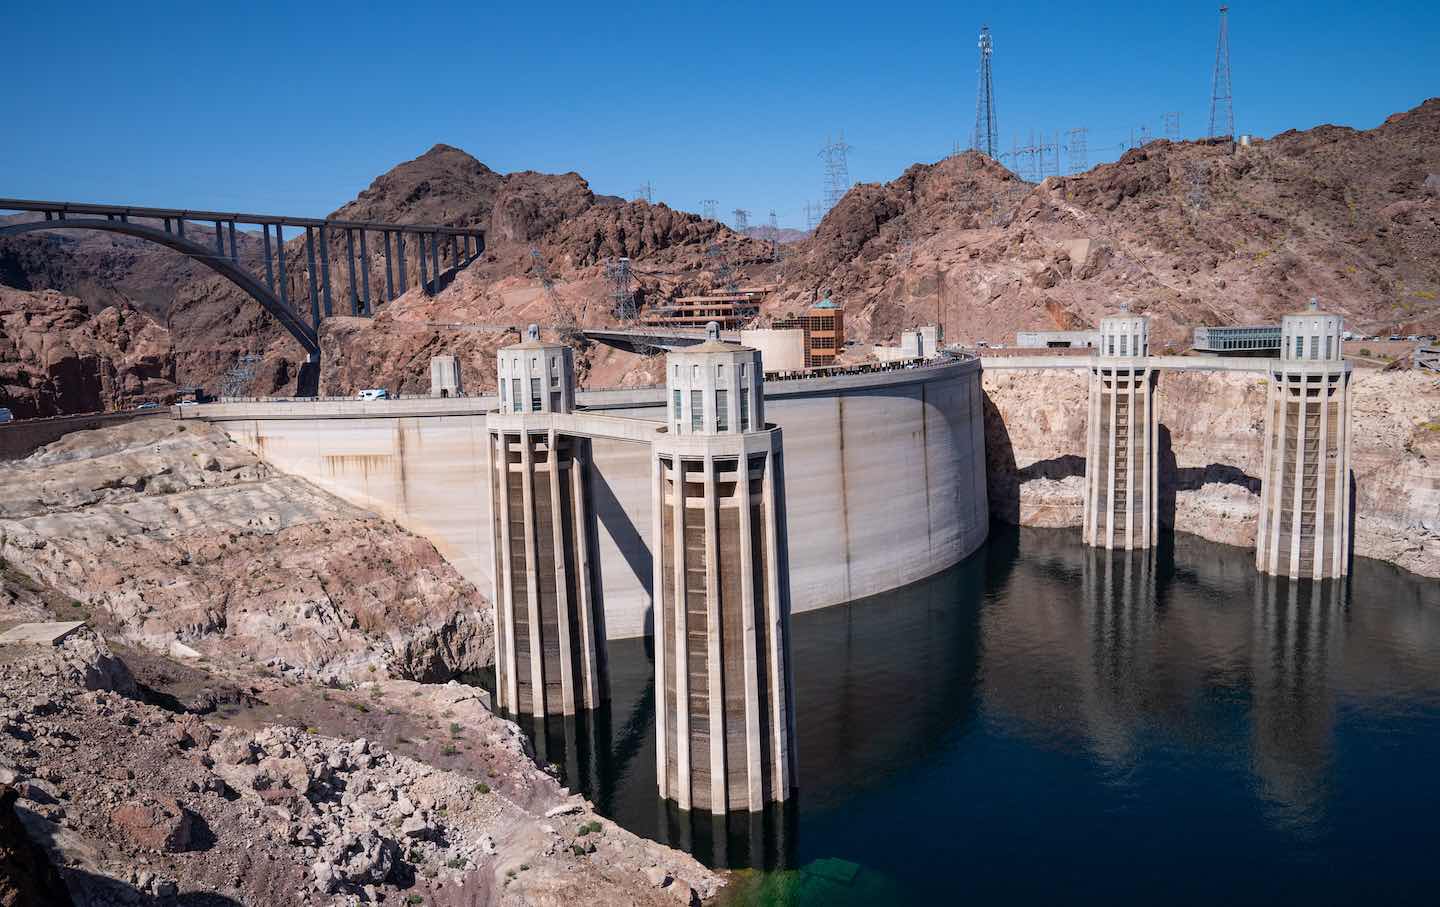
109,795 -> 193,852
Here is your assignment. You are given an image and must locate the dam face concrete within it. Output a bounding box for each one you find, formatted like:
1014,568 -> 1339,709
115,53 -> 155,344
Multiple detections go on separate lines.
193,357 -> 989,641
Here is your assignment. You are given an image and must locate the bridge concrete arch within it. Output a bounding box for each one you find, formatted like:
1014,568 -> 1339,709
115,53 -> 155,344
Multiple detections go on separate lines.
0,217 -> 321,357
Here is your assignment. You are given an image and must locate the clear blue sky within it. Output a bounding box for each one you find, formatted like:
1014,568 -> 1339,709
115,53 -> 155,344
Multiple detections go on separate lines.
4,1 -> 1437,229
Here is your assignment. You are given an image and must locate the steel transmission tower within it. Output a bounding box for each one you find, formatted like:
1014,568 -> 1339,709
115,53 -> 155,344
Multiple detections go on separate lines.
1066,127 -> 1089,175
1163,111 -> 1182,142
972,25 -> 999,159
1208,6 -> 1235,139
733,208 -> 750,233
701,199 -> 718,221
819,133 -> 853,212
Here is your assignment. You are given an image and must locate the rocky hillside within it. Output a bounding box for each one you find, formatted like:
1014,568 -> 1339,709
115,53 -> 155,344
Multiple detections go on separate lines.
0,287 -> 175,417
0,617 -> 719,905
983,368 -> 1440,577
784,97 -> 1440,349
0,418 -> 491,682
5,99 -> 1438,408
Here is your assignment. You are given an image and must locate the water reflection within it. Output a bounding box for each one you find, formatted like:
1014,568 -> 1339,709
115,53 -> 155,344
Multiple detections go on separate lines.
512,524 -> 1440,900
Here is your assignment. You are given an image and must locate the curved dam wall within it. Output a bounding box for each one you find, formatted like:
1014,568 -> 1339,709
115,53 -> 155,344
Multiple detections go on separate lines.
190,358 -> 989,639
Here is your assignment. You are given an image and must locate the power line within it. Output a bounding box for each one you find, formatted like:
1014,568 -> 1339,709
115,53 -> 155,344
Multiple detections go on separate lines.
1208,5 -> 1235,139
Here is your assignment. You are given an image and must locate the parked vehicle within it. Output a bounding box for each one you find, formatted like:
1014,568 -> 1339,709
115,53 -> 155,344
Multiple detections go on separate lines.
135,402 -> 161,410
0,407 -> 12,424
357,389 -> 390,401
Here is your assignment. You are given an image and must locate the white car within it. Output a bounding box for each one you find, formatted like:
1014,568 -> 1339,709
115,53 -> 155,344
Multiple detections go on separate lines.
357,389 -> 390,401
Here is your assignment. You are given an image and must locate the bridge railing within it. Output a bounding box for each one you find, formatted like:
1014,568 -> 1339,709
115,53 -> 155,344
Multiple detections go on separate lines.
0,197 -> 488,352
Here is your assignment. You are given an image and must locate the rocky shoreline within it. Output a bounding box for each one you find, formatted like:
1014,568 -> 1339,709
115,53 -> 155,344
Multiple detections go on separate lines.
983,366 -> 1440,577
0,420 -> 722,905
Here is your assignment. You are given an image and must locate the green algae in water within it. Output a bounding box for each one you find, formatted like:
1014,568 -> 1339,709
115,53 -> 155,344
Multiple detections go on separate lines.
721,859 -> 902,906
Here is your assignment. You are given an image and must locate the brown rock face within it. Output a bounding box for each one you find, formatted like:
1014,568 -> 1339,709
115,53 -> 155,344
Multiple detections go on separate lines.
779,98 -> 1440,349
0,419 -> 493,682
110,795 -> 193,853
0,286 -> 175,417
0,784 -> 74,907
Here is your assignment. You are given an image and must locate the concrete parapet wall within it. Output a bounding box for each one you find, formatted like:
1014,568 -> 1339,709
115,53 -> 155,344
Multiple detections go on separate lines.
195,359 -> 990,640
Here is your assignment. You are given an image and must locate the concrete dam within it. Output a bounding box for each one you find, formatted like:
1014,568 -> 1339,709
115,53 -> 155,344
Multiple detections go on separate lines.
186,355 -> 991,643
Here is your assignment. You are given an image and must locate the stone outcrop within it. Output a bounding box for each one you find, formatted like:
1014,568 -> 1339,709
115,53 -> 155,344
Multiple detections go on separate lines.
0,418 -> 492,682
0,287 -> 175,417
984,367 -> 1440,577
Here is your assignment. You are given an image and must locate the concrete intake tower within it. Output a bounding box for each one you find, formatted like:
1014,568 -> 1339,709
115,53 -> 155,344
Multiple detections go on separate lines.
1083,311 -> 1158,551
488,326 -> 605,718
653,324 -> 797,814
1256,301 -> 1353,579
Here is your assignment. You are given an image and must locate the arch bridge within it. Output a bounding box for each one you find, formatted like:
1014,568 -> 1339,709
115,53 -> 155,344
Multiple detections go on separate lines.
0,197 -> 486,360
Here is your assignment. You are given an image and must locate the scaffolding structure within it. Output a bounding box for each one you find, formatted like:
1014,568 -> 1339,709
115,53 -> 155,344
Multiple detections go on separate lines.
221,354 -> 260,398
605,256 -> 635,322
972,25 -> 999,159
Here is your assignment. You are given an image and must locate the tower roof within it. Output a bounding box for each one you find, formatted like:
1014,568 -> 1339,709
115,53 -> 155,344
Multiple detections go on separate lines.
508,323 -> 557,350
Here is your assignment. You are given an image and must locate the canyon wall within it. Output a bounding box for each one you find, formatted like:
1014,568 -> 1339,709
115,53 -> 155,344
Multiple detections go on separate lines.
983,366 -> 1440,578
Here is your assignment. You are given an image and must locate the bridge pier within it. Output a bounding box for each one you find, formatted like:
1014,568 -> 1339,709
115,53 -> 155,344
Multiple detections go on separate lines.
487,327 -> 604,718
1256,301 -> 1353,579
1083,312 -> 1157,551
653,324 -> 795,815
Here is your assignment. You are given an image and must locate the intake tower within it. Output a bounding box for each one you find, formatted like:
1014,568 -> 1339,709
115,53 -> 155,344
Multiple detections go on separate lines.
1083,310 -> 1158,550
488,325 -> 604,717
1256,300 -> 1352,579
652,323 -> 797,814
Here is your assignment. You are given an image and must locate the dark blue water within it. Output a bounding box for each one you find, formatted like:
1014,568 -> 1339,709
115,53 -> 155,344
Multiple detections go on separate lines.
519,526 -> 1440,905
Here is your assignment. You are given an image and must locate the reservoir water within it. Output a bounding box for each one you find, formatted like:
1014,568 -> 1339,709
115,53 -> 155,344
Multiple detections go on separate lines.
517,525 -> 1440,905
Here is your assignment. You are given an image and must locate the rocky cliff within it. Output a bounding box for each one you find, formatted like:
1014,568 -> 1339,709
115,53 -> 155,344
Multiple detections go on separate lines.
0,287 -> 175,417
0,418 -> 491,682
983,367 -> 1440,577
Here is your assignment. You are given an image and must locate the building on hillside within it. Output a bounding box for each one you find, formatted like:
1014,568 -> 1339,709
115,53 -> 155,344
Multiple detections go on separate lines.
641,287 -> 774,329
773,297 -> 845,368
1192,324 -> 1281,356
875,324 -> 944,363
1016,330 -> 1099,349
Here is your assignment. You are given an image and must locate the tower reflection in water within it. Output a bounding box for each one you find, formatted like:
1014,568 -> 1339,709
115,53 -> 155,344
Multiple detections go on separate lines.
1250,574 -> 1348,821
992,530 -> 1353,819
502,525 -> 1440,881
508,642 -> 796,870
